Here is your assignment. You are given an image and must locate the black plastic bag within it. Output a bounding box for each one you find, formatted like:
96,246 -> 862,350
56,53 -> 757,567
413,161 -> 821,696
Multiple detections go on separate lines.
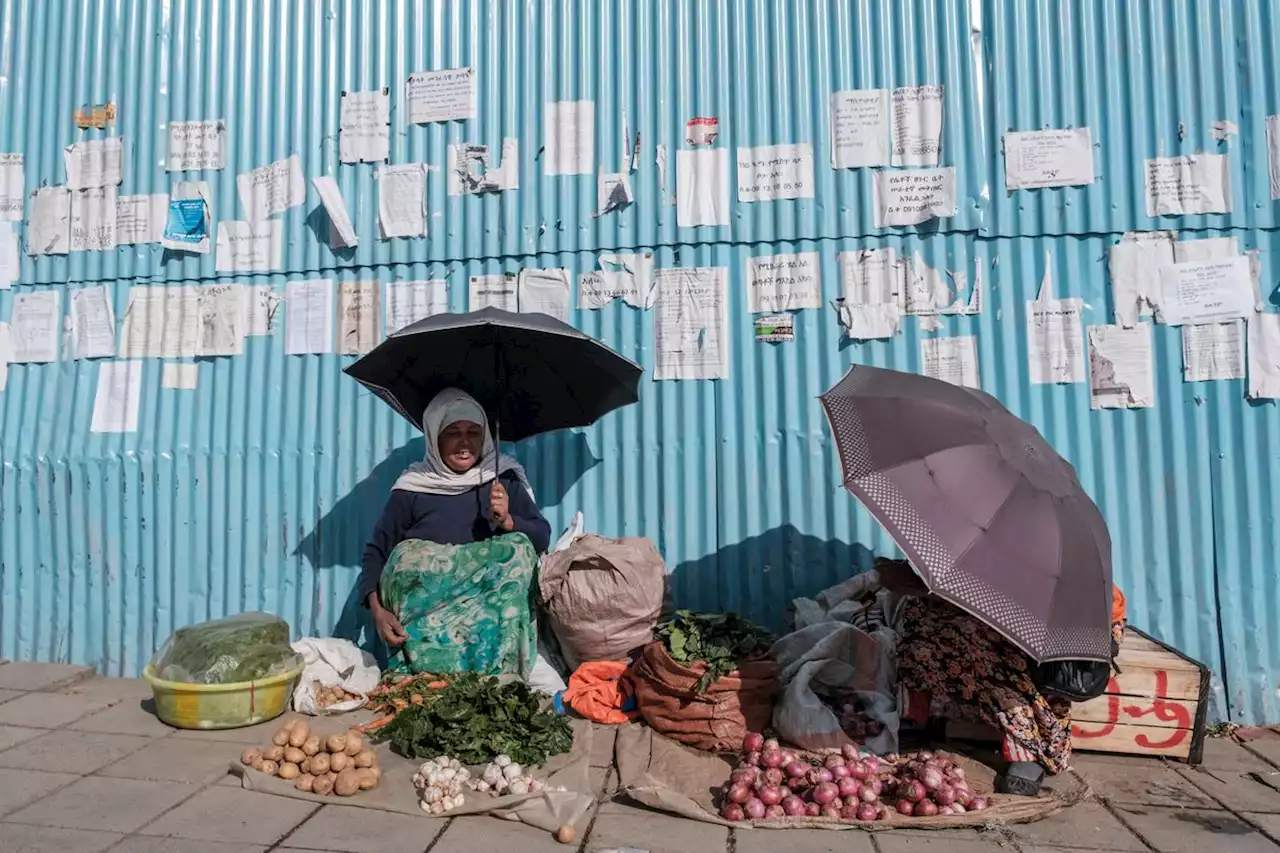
1031,659 -> 1111,701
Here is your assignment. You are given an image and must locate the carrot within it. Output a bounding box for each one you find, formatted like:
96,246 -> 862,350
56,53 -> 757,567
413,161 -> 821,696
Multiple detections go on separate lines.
410,694 -> 424,705
393,698 -> 408,710
393,675 -> 415,689
427,680 -> 449,690
357,715 -> 396,733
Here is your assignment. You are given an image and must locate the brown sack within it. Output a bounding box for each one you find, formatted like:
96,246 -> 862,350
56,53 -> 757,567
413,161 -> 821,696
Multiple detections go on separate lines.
632,641 -> 779,752
539,534 -> 668,670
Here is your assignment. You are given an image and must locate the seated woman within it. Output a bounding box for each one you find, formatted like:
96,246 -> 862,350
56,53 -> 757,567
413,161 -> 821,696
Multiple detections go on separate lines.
360,388 -> 551,679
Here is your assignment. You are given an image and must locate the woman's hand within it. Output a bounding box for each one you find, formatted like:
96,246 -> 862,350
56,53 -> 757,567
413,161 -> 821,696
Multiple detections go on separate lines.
490,482 -> 515,531
371,602 -> 408,647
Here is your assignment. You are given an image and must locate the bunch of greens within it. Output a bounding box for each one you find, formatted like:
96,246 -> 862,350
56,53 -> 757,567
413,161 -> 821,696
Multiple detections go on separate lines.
151,612 -> 302,685
371,672 -> 574,767
655,610 -> 775,692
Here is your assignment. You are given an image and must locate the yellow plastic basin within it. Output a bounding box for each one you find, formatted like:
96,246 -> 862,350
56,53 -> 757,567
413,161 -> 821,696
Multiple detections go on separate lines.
143,662 -> 304,730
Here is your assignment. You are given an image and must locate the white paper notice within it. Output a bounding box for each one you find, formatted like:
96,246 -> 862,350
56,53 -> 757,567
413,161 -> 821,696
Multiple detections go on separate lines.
167,120 -> 225,172
406,67 -> 476,124
339,90 -> 391,164
1109,231 -> 1175,327
1088,324 -> 1155,409
244,285 -> 281,337
676,149 -> 731,227
517,268 -> 571,322
28,187 -> 71,255
654,267 -> 729,381
831,90 -> 890,169
65,138 -> 124,189
118,286 -> 201,359
1003,128 -> 1094,190
1182,320 -> 1244,382
378,164 -> 427,239
116,194 -> 167,245
163,181 -> 212,254
447,142 -> 519,196
736,144 -> 815,202
237,154 -> 305,220
545,100 -> 595,176
1144,154 -> 1231,216
70,286 -> 116,359
873,168 -> 957,227
337,280 -> 380,355
0,154 -> 24,221
1248,314 -> 1280,398
1027,265 -> 1085,384
1158,257 -> 1254,326
162,363 -> 199,390
580,252 -> 657,310
70,187 -> 118,252
921,336 -> 979,388
10,291 -> 60,363
90,361 -> 144,433
891,86 -> 943,167
312,176 -> 358,249
837,247 -> 904,339
746,252 -> 821,313
198,283 -> 245,357
1268,115 -> 1280,201
285,279 -> 335,355
385,280 -> 448,334
1173,236 -> 1239,264
215,220 -> 283,272
0,223 -> 18,287
468,274 -> 518,312
0,322 -> 9,392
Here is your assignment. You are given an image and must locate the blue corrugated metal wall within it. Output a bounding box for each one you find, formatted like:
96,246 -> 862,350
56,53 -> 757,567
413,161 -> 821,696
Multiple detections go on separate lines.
0,0 -> 1277,723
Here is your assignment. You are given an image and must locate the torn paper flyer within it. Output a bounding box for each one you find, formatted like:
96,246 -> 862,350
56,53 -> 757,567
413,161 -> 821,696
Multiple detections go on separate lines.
654,267 -> 729,381
118,286 -> 201,359
0,223 -> 19,288
69,187 -> 118,252
116,194 -> 167,245
921,335 -> 979,389
1158,257 -> 1253,326
545,100 -> 595,176
1182,320 -> 1244,382
754,314 -> 794,343
312,176 -> 357,249
518,268 -> 572,322
406,67 -> 476,124
1109,231 -> 1175,327
64,137 -> 124,190
1088,324 -> 1154,409
90,360 -> 144,434
337,280 -> 380,355
28,186 -> 71,255
1144,153 -> 1231,216
596,172 -> 634,216
873,168 -> 957,227
385,279 -> 448,335
447,141 -> 518,196
891,85 -> 943,167
10,290 -> 61,363
1003,128 -> 1094,190
339,90 -> 390,164
162,363 -> 199,390
70,286 -> 116,360
737,143 -> 815,202
198,283 -> 246,357
237,154 -> 305,221
685,117 -> 719,146
1173,236 -> 1239,264
676,149 -> 730,227
0,153 -> 24,221
836,247 -> 904,340
167,120 -> 226,172
469,273 -> 518,312
378,163 -> 427,239
243,285 -> 281,337
284,278 -> 335,355
831,90 -> 890,169
746,251 -> 821,314
1248,314 -> 1280,398
215,220 -> 283,272
579,252 -> 656,310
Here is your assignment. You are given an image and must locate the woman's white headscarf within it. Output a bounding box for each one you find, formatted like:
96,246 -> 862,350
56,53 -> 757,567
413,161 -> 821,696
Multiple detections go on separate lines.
392,388 -> 533,497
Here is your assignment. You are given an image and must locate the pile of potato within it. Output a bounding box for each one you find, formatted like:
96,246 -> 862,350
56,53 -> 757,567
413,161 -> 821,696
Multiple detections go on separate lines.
311,679 -> 362,709
240,718 -> 381,797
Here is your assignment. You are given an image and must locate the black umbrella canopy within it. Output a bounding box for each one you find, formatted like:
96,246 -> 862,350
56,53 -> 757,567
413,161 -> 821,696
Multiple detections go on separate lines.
344,307 -> 643,442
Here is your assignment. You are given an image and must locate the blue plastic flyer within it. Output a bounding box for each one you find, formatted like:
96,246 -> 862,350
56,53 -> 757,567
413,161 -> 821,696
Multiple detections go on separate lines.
163,198 -> 206,245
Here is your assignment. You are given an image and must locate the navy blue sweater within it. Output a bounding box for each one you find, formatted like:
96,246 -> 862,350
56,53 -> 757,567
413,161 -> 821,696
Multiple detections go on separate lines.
359,471 -> 552,606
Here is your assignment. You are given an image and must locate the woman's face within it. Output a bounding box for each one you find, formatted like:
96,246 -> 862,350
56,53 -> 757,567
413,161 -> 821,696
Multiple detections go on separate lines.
438,420 -> 484,473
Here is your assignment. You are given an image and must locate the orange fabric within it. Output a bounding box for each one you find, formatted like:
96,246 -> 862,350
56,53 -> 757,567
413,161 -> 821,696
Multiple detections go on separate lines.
562,660 -> 639,725
1112,584 -> 1127,625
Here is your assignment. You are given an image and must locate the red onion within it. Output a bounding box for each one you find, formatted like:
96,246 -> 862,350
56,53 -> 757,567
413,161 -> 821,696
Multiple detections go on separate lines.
946,765 -> 966,781
951,801 -> 967,814
830,764 -> 850,780
856,803 -> 879,822
779,786 -> 792,801
763,738 -> 780,752
837,777 -> 860,798
876,804 -> 890,820
885,752 -> 900,763
920,766 -> 944,792
824,754 -> 846,769
935,785 -> 956,806
968,797 -> 989,812
841,743 -> 860,761
805,802 -> 821,817
730,768 -> 757,786
758,785 -> 783,807
743,751 -> 761,768
917,750 -> 934,761
742,732 -> 764,753
761,750 -> 784,769
721,804 -> 744,821
864,755 -> 880,774
915,799 -> 939,817
782,795 -> 807,817
726,784 -> 750,805
903,780 -> 926,803
779,751 -> 797,766
811,782 -> 839,805
744,797 -> 766,820
784,761 -> 809,779
821,804 -> 843,820
815,768 -> 834,784
849,761 -> 870,781
764,804 -> 785,820
938,804 -> 954,816
896,799 -> 915,816
954,789 -> 972,807
762,768 -> 785,787
869,777 -> 883,795
840,803 -> 862,820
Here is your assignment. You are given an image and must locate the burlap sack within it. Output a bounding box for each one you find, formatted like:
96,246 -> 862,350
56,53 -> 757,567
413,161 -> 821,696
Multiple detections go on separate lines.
632,641 -> 779,752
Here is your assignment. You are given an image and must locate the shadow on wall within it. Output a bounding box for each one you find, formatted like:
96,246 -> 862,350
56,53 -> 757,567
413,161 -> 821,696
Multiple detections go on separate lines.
664,524 -> 882,633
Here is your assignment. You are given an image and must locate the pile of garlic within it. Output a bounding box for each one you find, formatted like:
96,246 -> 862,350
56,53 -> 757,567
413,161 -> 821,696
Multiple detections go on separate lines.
468,754 -> 545,797
413,756 -> 471,814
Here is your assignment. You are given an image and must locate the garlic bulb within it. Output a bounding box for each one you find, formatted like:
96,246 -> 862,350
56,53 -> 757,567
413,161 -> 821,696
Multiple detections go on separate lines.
494,754 -> 512,768
502,763 -> 524,781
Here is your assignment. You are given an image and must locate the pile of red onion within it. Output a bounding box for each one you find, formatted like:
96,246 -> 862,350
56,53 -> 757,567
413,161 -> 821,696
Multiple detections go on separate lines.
823,692 -> 885,741
719,735 -> 990,823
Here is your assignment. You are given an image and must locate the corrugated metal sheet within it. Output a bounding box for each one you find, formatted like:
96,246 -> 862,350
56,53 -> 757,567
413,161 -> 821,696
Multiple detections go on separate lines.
1,0 -> 1278,723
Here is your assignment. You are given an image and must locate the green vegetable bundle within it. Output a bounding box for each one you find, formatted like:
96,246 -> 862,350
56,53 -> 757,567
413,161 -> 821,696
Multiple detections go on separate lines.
655,610 -> 775,693
372,672 -> 574,767
150,612 -> 302,685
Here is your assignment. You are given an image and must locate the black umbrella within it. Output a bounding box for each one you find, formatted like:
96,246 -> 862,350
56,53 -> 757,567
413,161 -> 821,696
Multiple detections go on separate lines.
343,307 -> 643,444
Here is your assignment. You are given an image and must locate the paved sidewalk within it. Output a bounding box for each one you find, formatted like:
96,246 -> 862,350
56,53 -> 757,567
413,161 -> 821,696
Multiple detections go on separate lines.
2,661 -> 1280,853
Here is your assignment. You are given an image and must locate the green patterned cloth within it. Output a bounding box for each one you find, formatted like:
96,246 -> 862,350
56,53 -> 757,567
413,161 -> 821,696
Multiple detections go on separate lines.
379,533 -> 538,679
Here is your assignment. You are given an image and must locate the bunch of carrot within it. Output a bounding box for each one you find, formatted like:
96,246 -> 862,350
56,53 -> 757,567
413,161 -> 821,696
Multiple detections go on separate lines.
357,673 -> 450,733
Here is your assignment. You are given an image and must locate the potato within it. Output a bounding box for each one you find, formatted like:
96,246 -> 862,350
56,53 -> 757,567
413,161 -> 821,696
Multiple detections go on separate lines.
281,717 -> 301,731
260,759 -> 279,776
284,746 -> 306,765
271,726 -> 291,746
367,766 -> 382,782
301,735 -> 321,757
263,745 -> 285,763
353,750 -> 375,769
288,719 -> 310,748
240,747 -> 263,767
295,773 -> 315,792
312,775 -> 335,796
277,762 -> 300,780
309,753 -> 331,775
334,768 -> 360,796
344,731 -> 365,757
355,767 -> 378,790
323,771 -> 338,784
325,733 -> 348,754
329,752 -> 350,773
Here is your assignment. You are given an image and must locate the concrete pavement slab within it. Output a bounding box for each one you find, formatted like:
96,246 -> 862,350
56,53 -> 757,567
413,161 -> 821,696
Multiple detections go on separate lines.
5,776 -> 197,834
586,801 -> 728,853
0,724 -> 47,753
1115,805 -> 1280,853
0,823 -> 122,852
138,786 -> 319,846
69,700 -> 176,737
98,736 -> 245,785
735,825 -> 875,852
1009,801 -> 1148,850
0,688 -> 26,705
1075,759 -> 1219,808
1176,766 -> 1280,813
431,815 -> 586,853
0,730 -> 152,773
0,662 -> 95,691
1243,813 -> 1280,841
169,712 -> 308,743
278,803 -> 445,853
875,832 -> 1016,853
0,692 -> 115,728
1201,739 -> 1274,773
0,768 -> 80,818
59,677 -> 155,703
107,839 -> 268,853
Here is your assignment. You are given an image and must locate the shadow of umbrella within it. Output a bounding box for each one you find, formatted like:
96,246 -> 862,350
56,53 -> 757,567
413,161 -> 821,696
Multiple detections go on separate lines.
517,430 -> 602,510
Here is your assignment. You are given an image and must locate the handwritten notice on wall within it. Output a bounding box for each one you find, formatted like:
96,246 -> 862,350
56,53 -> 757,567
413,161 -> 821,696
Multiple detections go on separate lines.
1003,128 -> 1094,190
469,273 -> 518,312
28,187 -> 71,255
1182,320 -> 1245,382
10,291 -> 61,363
1144,154 -> 1231,216
118,286 -> 201,359
830,90 -> 889,169
676,149 -> 731,227
65,138 -> 124,190
284,279 -> 335,355
1088,324 -> 1155,409
545,100 -> 595,176
237,154 -> 305,220
746,252 -> 821,313
0,154 -> 24,221
70,187 -> 119,252
70,286 -> 116,360
337,280 -> 380,355
921,335 -> 979,389
244,285 -> 281,337
116,194 -> 167,245
406,67 -> 476,124
386,280 -> 448,335
167,120 -> 226,171
1027,297 -> 1086,384
339,90 -> 390,164
654,267 -> 729,381
90,361 -> 143,434
198,283 -> 246,357
1158,257 -> 1253,326
891,85 -> 943,167
579,252 -> 657,310
837,247 -> 903,340
736,144 -> 815,202
518,268 -> 572,322
377,164 -> 428,238
215,220 -> 283,272
873,168 -> 957,227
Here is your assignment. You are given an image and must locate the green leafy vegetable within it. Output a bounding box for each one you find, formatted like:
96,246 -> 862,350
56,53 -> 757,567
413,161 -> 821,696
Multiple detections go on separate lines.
655,610 -> 775,693
371,672 -> 574,767
151,612 -> 301,685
